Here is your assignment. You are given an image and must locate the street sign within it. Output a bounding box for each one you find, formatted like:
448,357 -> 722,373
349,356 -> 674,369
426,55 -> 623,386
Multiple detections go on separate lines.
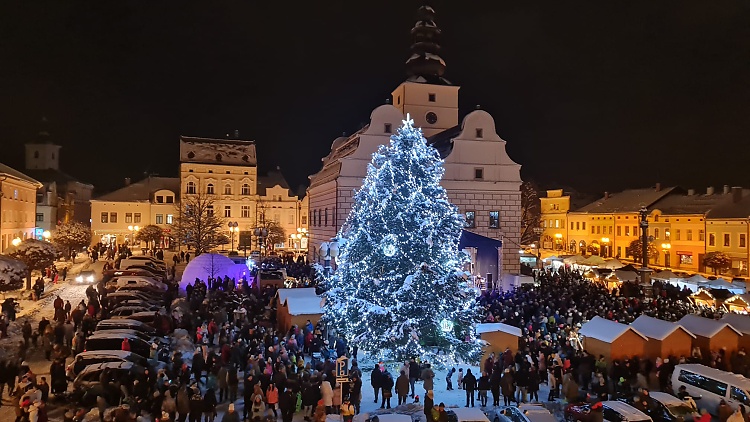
239,232 -> 252,248
335,356 -> 349,379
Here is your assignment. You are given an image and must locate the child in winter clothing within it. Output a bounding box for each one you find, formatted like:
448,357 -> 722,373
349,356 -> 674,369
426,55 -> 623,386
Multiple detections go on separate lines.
457,368 -> 464,390
446,368 -> 455,391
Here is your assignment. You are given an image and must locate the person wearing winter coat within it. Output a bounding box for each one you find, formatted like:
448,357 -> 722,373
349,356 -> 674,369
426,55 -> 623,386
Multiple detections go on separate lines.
177,385 -> 191,422
424,390 -> 435,422
500,369 -> 515,406
341,397 -> 356,422
217,365 -> 229,402
227,366 -> 239,402
457,368 -> 464,390
250,389 -> 266,420
408,358 -> 420,398
478,372 -> 491,407
527,367 -> 540,402
563,373 -> 580,403
396,370 -> 410,405
421,364 -> 435,394
203,388 -> 217,422
189,389 -> 204,422
221,403 -> 240,422
380,371 -> 394,409
280,387 -> 296,422
349,374 -> 362,415
320,378 -> 334,414
490,369 -> 502,406
371,365 -> 382,403
162,390 -> 177,421
266,383 -> 280,418
463,369 -> 477,407
332,382 -> 343,414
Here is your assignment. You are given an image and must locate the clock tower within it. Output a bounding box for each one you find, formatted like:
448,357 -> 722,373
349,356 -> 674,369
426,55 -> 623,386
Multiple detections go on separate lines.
391,5 -> 459,137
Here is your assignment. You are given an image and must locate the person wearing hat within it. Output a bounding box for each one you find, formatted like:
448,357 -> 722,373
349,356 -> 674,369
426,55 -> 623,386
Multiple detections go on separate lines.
435,403 -> 448,422
424,390 -> 435,422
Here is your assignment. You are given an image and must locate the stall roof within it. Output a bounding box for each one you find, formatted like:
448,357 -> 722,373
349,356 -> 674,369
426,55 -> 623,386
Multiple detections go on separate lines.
286,297 -> 324,316
721,313 -> 750,334
579,316 -> 647,343
652,270 -> 681,280
677,314 -> 742,338
476,322 -> 522,337
630,315 -> 695,340
276,288 -> 318,305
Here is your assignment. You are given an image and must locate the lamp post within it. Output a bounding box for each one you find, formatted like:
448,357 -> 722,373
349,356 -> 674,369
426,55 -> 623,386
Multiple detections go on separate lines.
11,237 -> 22,247
638,206 -> 653,289
228,221 -> 238,252
296,227 -> 308,255
319,238 -> 340,276
661,242 -> 671,268
253,227 -> 268,258
601,237 -> 610,258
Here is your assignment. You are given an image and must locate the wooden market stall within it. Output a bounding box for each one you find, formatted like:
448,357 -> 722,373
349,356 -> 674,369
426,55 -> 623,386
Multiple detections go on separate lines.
630,315 -> 695,359
476,322 -> 521,362
677,314 -> 742,358
275,288 -> 324,333
723,294 -> 750,314
578,316 -> 648,361
721,313 -> 750,350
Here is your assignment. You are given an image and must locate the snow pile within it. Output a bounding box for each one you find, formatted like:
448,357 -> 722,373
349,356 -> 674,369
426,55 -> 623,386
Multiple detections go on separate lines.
0,256 -> 26,291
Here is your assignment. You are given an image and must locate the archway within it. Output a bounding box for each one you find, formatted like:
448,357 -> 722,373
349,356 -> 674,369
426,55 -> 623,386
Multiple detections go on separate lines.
569,240 -> 576,252
588,240 -> 601,256
579,240 -> 587,255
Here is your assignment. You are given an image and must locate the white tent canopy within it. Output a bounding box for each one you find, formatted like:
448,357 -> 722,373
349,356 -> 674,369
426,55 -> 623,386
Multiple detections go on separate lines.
601,259 -> 625,270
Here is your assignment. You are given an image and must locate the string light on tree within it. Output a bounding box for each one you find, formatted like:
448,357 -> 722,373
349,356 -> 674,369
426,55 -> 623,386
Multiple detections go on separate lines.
321,114 -> 482,365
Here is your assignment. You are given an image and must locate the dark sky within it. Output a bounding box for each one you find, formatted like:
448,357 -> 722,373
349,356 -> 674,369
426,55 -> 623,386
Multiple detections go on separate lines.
2,1 -> 749,195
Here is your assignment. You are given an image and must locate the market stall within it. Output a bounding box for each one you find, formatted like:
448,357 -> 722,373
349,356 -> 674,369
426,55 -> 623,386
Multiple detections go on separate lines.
476,322 -> 521,361
677,314 -> 742,358
578,316 -> 648,361
630,315 -> 695,359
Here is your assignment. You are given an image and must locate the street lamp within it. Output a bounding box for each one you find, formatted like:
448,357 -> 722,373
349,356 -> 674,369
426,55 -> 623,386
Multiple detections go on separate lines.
319,238 -> 340,276
11,237 -> 21,247
42,230 -> 51,241
253,227 -> 269,258
228,221 -> 238,252
601,237 -> 610,258
661,242 -> 671,268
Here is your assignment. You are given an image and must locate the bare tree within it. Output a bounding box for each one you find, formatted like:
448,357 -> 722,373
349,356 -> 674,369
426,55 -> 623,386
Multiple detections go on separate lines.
170,192 -> 226,255
135,224 -> 164,250
520,181 -> 541,245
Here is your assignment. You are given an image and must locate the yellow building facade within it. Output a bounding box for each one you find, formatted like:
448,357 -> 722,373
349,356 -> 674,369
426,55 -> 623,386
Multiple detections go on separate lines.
539,189 -> 569,251
0,163 -> 43,253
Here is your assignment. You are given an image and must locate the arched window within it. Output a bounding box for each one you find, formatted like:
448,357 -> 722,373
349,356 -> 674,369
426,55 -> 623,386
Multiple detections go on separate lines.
186,181 -> 196,194
241,184 -> 250,195
206,205 -> 214,216
224,184 -> 232,195
206,183 -> 214,194
215,154 -> 222,162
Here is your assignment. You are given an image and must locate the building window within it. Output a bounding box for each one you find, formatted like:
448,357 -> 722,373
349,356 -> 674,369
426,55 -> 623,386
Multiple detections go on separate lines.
208,170 -> 213,173
166,196 -> 173,203
554,219 -> 560,228
110,212 -> 117,223
301,215 -> 307,225
186,181 -> 196,194
241,184 -> 251,195
724,233 -> 731,247
384,123 -> 392,133
653,228 -> 659,239
428,93 -> 436,102
273,213 -> 280,222
675,229 -> 681,241
288,213 -> 294,224
224,206 -> 231,218
476,128 -> 483,138
125,213 -> 133,223
625,226 -> 630,236
709,233 -> 716,246
582,222 -> 586,230
206,183 -> 214,194
134,213 -> 141,223
680,254 -> 693,265
465,211 -> 476,228
156,195 -> 164,203
241,206 -> 251,218
634,226 -> 639,237
617,246 -> 622,257
576,222 -> 580,231
207,205 -> 214,217
13,190 -> 18,199
324,209 -> 328,226
166,214 -> 173,224
474,168 -> 484,179
101,212 -> 108,223
699,230 -> 705,241
156,214 -> 164,224
34,213 -> 44,223
741,234 -> 747,248
224,184 -> 232,195
489,211 -> 500,228
609,226 -> 612,235
687,229 -> 692,241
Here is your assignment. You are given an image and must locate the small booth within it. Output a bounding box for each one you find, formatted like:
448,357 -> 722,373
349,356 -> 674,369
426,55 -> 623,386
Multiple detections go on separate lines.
677,314 -> 742,358
652,270 -> 682,287
723,294 -> 750,314
630,315 -> 695,359
689,289 -> 718,308
721,313 -> 750,350
581,255 -> 607,268
275,288 -> 324,333
578,316 -> 648,361
476,322 -> 521,361
707,278 -> 745,294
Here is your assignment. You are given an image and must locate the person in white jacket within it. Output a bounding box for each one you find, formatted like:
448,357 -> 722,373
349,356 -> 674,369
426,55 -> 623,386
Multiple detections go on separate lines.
320,376 -> 334,415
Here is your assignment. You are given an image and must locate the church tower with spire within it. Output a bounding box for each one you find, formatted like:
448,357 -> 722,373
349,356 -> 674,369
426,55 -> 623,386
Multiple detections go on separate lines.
391,5 -> 459,137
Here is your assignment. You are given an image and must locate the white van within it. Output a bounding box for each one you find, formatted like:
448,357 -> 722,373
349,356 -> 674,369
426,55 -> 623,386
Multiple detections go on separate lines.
672,364 -> 750,413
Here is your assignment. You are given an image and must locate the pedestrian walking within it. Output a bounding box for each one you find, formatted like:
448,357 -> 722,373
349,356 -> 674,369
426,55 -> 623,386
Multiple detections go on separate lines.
396,370 -> 410,406
463,369 -> 477,407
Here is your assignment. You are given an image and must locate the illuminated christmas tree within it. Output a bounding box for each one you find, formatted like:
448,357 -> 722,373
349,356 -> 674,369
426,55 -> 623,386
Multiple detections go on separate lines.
322,115 -> 482,364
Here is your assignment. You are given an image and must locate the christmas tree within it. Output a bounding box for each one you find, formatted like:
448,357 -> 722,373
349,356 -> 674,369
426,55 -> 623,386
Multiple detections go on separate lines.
322,115 -> 482,365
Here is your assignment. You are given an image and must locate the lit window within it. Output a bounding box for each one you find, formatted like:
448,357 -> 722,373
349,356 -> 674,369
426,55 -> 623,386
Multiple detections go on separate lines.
166,214 -> 173,224
224,184 -> 232,195
156,214 -> 163,224
489,211 -> 500,228
554,219 -> 559,228
724,233 -> 731,247
134,213 -> 141,223
110,212 -> 117,223
206,184 -> 214,194
241,184 -> 251,195
625,226 -> 630,236
125,213 -> 133,223
101,212 -> 108,223
654,228 -> 659,239
699,230 -> 705,241
675,229 -> 681,241
241,206 -> 250,218
465,211 -> 476,228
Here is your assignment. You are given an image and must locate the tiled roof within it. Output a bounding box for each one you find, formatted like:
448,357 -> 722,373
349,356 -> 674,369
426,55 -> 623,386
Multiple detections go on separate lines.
258,170 -> 296,197
706,190 -> 750,219
23,168 -> 91,188
574,187 -> 676,214
0,162 -> 42,186
94,177 -> 180,202
650,192 -> 729,215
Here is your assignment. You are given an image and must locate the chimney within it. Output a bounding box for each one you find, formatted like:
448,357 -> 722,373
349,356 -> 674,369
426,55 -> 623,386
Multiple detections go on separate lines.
604,192 -> 609,200
707,186 -> 714,195
124,177 -> 131,186
724,185 -> 731,194
733,186 -> 743,203
687,189 -> 695,196
234,129 -> 239,139
655,182 -> 661,192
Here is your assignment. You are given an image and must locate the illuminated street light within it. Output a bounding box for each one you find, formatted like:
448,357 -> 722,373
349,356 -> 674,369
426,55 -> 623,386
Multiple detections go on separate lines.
11,237 -> 22,247
601,237 -> 610,257
661,242 -> 671,268
42,231 -> 51,240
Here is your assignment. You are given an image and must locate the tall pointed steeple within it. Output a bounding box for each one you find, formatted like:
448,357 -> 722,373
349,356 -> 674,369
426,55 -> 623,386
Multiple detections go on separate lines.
405,5 -> 449,84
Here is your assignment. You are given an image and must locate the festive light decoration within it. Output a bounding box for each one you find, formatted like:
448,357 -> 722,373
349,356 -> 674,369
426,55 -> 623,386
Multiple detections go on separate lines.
321,114 -> 482,365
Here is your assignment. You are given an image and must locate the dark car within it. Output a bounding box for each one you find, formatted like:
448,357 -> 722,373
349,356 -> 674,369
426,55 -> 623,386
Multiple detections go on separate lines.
566,401 -> 652,422
66,350 -> 153,379
105,291 -> 163,306
94,328 -> 168,346
110,299 -> 162,312
618,392 -> 697,422
73,361 -> 147,404
96,318 -> 157,335
111,311 -> 158,325
110,305 -> 159,318
125,265 -> 167,279
102,269 -> 162,284
85,331 -> 153,357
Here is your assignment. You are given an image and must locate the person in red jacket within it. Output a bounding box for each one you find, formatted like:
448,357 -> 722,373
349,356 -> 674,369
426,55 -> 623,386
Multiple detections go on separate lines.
122,338 -> 131,351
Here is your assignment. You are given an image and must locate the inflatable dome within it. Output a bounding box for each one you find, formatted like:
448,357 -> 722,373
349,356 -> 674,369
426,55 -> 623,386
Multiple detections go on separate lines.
180,253 -> 237,291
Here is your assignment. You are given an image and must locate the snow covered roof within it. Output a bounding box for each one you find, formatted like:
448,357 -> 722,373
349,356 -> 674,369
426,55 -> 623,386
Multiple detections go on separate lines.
686,274 -> 711,284
286,297 -> 324,316
652,270 -> 681,280
94,177 -> 180,202
0,162 -> 42,187
579,316 -> 647,343
677,314 -> 742,338
630,315 -> 695,340
476,322 -> 522,337
276,288 -> 318,305
721,313 -> 750,334
180,136 -> 257,166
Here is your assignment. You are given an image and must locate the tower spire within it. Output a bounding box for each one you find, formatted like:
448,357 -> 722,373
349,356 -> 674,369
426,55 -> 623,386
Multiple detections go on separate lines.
405,5 -> 448,84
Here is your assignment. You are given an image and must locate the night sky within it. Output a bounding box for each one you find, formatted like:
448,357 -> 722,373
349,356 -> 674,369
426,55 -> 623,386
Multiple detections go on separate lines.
2,1 -> 749,195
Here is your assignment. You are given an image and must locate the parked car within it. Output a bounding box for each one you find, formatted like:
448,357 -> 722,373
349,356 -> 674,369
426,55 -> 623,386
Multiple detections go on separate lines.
368,415 -> 412,422
120,257 -> 167,271
110,305 -> 160,318
84,331 -> 153,357
93,328 -> 167,346
111,311 -> 158,325
671,364 -> 750,413
492,404 -> 558,422
74,270 -> 97,284
96,318 -> 156,335
566,401 -> 653,422
66,350 -> 156,379
447,407 -> 492,422
124,265 -> 168,279
72,361 -> 147,404
647,392 -> 698,422
102,269 -> 163,284
106,276 -> 167,293
109,299 -> 162,311
105,291 -> 163,306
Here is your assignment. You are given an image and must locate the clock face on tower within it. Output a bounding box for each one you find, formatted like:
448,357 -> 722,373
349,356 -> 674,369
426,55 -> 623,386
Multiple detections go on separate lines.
425,111 -> 438,124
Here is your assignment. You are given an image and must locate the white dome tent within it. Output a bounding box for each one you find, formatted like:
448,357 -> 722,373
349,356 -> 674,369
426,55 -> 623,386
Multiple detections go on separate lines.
179,253 -> 239,291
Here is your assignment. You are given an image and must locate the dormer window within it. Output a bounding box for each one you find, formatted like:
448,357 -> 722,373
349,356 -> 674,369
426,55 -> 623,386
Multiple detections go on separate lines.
474,168 -> 484,180
384,123 -> 392,133
215,154 -> 222,162
476,128 -> 483,138
428,93 -> 436,102
187,151 -> 195,159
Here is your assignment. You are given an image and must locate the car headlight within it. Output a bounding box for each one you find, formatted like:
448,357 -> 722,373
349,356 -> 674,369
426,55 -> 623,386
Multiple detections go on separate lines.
75,276 -> 83,282
86,276 -> 94,282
